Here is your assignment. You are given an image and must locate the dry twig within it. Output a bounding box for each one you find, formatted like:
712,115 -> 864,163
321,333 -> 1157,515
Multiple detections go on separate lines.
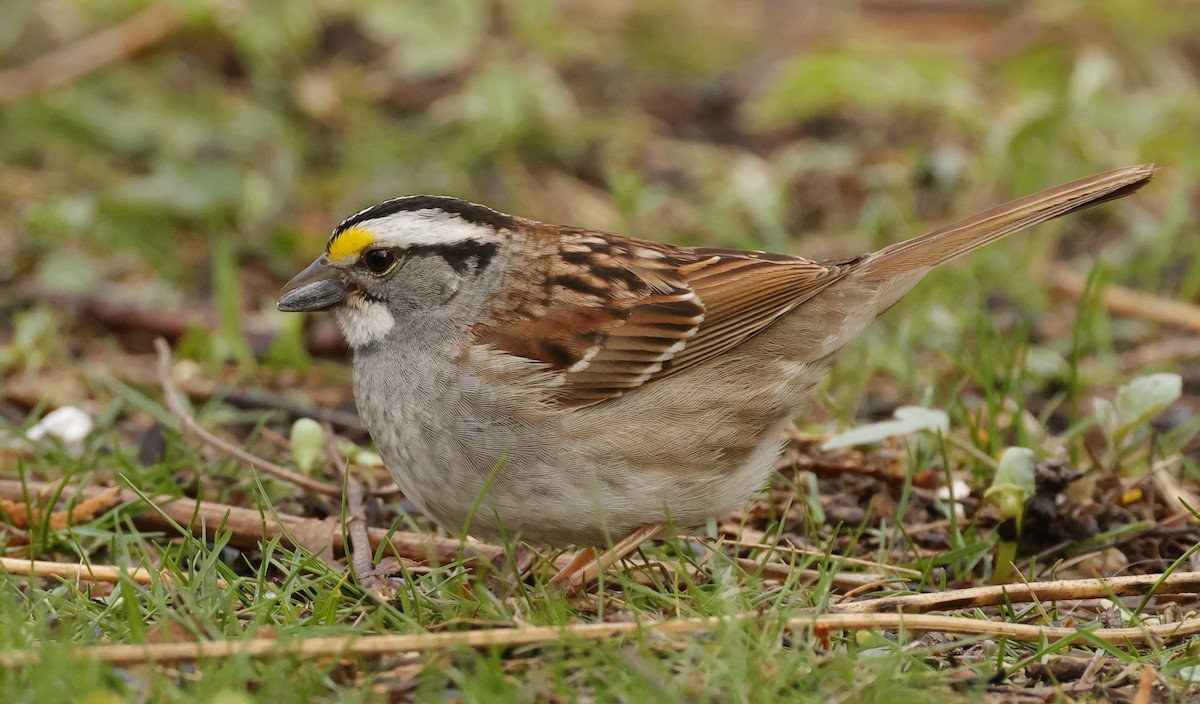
2,610 -> 1196,668
0,478 -> 503,568
720,531 -> 923,577
733,558 -> 899,591
0,6 -> 179,104
832,571 -> 1200,613
1050,266 -> 1200,334
325,428 -> 386,593
2,557 -> 161,586
0,485 -> 122,530
1,556 -> 229,589
153,338 -> 340,497
1133,664 -> 1158,704
1147,457 -> 1200,522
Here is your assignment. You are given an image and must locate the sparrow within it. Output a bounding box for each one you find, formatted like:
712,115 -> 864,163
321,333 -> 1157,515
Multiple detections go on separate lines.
278,164 -> 1154,583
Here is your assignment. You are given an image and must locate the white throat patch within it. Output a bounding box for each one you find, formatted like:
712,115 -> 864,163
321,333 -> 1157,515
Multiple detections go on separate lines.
334,296 -> 395,348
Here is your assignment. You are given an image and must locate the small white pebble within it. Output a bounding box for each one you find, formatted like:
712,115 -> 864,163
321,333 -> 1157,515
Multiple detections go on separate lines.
936,479 -> 971,501
26,406 -> 93,444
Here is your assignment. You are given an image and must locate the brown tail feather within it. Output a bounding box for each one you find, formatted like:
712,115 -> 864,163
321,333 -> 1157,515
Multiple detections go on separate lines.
857,163 -> 1156,284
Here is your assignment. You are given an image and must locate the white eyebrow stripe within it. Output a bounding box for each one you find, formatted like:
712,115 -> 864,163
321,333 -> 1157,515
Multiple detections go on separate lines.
354,209 -> 502,249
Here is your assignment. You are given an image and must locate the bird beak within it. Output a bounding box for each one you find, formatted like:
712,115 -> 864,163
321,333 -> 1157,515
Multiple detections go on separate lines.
277,257 -> 347,312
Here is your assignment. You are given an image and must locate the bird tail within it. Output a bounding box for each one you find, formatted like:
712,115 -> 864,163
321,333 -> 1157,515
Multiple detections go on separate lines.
856,163 -> 1155,286
800,164 -> 1154,362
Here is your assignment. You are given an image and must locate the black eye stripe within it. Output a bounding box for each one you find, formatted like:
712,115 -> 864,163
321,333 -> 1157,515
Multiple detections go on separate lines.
357,242 -> 499,276
400,242 -> 498,275
435,241 -> 498,274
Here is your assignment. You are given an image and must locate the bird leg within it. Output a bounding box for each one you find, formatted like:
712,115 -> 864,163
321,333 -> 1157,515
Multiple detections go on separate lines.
550,523 -> 664,593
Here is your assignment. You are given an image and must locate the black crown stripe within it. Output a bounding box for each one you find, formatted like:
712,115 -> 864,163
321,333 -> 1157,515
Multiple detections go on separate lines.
333,195 -> 514,237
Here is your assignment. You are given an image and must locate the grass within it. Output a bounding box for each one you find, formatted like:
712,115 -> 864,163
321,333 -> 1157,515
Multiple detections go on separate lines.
4,0 -> 1200,701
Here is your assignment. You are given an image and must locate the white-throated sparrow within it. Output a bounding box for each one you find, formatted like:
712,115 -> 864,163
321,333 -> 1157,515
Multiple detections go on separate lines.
278,165 -> 1153,575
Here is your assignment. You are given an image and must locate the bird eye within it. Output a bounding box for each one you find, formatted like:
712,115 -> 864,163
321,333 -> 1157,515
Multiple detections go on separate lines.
362,248 -> 396,274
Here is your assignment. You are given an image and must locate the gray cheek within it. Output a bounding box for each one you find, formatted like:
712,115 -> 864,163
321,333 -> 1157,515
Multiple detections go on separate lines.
392,263 -> 460,308
437,277 -> 462,300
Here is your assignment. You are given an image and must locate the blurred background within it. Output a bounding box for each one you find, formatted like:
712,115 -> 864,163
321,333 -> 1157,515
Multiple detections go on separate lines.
1,0 -> 1197,423
6,7 -> 1200,699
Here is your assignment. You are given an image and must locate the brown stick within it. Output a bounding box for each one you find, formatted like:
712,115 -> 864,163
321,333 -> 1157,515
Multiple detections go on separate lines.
0,478 -> 503,568
1,556 -> 230,589
831,571 -> 1200,614
0,6 -> 179,104
153,338 -> 340,497
1050,266 -> 1200,334
2,610 -> 1196,668
325,429 -> 384,592
733,558 -> 898,591
2,557 -> 158,586
1133,664 -> 1158,704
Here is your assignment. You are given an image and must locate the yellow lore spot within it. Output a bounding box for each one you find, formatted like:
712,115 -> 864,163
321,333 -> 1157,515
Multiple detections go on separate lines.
328,226 -> 375,262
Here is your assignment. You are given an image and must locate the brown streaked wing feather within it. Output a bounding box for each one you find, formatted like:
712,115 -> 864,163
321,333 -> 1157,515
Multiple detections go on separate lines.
651,251 -> 854,379
559,282 -> 705,405
472,229 -> 709,407
473,231 -> 855,407
475,305 -> 623,372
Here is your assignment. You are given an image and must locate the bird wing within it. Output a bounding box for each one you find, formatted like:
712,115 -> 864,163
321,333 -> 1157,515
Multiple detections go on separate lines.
472,230 -> 854,407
